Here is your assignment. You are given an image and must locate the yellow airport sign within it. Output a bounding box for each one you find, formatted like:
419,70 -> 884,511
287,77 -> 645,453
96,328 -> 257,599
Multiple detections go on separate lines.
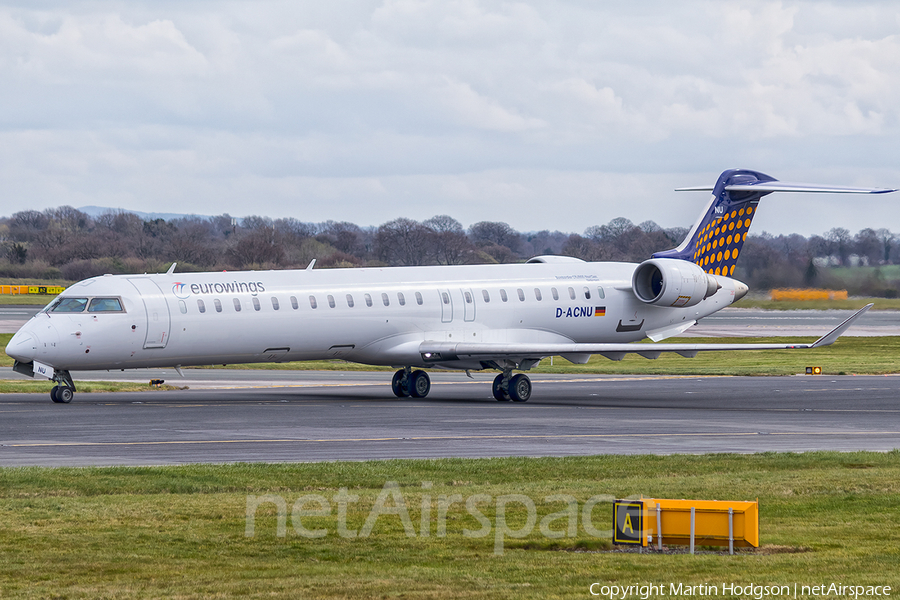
643,498 -> 759,549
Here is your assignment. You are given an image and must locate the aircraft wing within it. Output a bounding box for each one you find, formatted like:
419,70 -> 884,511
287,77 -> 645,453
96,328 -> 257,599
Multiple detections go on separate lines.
419,304 -> 872,363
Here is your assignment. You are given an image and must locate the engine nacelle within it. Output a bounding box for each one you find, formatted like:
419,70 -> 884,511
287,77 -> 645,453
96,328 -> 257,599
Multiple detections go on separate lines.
632,258 -> 719,308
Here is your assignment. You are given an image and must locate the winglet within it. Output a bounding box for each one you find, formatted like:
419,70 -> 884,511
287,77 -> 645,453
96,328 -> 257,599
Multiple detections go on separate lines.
166,262 -> 177,275
810,303 -> 873,348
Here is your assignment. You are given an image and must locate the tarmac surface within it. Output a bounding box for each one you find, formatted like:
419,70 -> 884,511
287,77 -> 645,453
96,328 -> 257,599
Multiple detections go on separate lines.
1,371 -> 898,466
2,304 -> 898,466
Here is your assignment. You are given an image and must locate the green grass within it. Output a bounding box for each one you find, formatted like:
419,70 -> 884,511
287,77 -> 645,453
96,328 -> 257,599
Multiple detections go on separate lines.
0,452 -> 898,599
0,294 -> 54,306
0,379 -> 185,393
734,297 -> 900,310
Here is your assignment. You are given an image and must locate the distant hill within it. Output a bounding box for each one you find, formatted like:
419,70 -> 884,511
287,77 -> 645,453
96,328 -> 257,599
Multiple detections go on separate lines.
77,206 -> 212,222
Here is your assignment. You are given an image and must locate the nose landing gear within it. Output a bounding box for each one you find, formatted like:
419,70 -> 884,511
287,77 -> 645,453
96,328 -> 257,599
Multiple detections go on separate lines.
49,370 -> 76,403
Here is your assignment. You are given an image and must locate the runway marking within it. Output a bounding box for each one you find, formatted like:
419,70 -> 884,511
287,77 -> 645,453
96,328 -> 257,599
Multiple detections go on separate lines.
6,431 -> 900,448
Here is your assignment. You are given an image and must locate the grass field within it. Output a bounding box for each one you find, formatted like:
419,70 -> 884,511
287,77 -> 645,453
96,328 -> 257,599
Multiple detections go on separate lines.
0,452 -> 898,599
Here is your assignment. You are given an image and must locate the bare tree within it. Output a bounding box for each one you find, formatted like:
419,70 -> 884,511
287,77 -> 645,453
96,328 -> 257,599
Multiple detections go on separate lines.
375,218 -> 431,266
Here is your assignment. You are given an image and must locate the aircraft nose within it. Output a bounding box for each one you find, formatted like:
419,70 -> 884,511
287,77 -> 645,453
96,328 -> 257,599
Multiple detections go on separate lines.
6,329 -> 37,362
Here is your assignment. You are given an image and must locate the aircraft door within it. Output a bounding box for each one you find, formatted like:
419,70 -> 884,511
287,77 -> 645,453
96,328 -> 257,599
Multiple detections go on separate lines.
461,288 -> 476,322
127,278 -> 171,349
439,289 -> 453,323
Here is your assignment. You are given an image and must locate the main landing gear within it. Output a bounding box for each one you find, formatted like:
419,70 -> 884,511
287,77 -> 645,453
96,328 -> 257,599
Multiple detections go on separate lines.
492,370 -> 532,402
49,369 -> 76,404
391,367 -> 432,398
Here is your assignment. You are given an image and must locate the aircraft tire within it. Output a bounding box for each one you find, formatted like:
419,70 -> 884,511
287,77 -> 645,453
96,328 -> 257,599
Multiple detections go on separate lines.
409,370 -> 431,398
56,386 -> 74,404
391,370 -> 410,397
508,374 -> 532,402
492,374 -> 509,401
50,386 -> 61,403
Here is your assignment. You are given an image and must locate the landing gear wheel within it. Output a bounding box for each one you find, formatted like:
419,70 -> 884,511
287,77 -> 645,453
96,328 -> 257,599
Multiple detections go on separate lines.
492,374 -> 509,401
391,370 -> 410,397
508,374 -> 532,402
409,370 -> 431,398
56,386 -> 74,404
50,386 -> 61,403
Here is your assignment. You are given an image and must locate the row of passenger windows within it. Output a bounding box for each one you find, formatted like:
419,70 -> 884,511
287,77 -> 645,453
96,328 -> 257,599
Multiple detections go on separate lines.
182,285 -> 605,315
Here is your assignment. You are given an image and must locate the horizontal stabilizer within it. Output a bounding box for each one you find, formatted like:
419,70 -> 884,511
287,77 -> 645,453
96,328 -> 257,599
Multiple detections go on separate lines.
676,182 -> 897,194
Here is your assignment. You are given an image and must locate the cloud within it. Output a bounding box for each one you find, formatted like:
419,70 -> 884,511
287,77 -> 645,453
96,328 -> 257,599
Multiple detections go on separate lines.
0,1 -> 898,236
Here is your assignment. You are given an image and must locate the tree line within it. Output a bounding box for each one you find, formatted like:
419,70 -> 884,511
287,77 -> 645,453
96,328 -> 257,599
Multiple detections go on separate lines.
1,206 -> 898,296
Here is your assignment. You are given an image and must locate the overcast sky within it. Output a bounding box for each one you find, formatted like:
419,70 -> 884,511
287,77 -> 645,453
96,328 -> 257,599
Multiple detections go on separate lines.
1,0 -> 898,237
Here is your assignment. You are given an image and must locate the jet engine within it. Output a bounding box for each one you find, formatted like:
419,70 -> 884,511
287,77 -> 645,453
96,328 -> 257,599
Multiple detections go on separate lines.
632,258 -> 719,308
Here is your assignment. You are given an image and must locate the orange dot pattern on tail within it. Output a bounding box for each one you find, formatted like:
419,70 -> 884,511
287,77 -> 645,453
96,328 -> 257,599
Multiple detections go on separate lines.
690,206 -> 754,276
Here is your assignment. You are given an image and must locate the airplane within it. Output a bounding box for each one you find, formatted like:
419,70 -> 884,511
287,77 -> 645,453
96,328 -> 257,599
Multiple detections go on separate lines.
5,168 -> 895,403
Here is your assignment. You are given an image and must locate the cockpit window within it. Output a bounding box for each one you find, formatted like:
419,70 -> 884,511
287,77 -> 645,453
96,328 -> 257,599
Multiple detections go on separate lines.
88,297 -> 124,312
51,298 -> 89,313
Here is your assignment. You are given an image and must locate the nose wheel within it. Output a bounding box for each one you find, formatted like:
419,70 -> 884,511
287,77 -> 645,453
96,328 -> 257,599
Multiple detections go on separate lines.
50,385 -> 75,404
49,370 -> 76,403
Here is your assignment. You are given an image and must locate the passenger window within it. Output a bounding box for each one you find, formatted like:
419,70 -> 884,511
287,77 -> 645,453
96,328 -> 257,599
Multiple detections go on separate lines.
88,297 -> 123,312
382,292 -> 390,306
271,297 -> 279,310
214,299 -> 222,313
441,292 -> 450,305
482,289 -> 490,303
178,300 -> 187,314
551,287 -> 559,301
327,295 -> 336,308
583,286 -> 591,300
398,292 -> 405,306
464,291 -> 472,304
597,286 -> 606,299
197,299 -> 206,314
568,287 -> 576,300
500,289 -> 508,302
415,292 -> 423,305
51,298 -> 88,313
365,293 -> 373,307
534,288 -> 542,301
252,297 -> 261,311
233,298 -> 242,312
517,288 -> 525,302
346,294 -> 355,308
309,295 -> 318,309
290,296 -> 299,310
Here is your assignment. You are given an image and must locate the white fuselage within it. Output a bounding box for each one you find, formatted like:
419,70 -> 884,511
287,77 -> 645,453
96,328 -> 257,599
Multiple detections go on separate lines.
9,261 -> 742,372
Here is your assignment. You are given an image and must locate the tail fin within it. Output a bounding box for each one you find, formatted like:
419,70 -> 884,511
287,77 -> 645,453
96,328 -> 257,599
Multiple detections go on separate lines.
653,168 -> 896,277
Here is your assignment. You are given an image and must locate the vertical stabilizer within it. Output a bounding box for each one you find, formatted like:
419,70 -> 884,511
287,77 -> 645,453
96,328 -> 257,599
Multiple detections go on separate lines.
654,169 -> 895,276
653,169 -> 774,277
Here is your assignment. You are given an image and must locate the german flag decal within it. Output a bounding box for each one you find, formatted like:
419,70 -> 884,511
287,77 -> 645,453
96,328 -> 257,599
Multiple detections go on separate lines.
595,306 -> 606,317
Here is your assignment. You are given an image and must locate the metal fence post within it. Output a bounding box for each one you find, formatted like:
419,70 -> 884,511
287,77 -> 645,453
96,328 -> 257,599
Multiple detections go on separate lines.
690,507 -> 695,555
656,503 -> 662,551
728,507 -> 734,555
